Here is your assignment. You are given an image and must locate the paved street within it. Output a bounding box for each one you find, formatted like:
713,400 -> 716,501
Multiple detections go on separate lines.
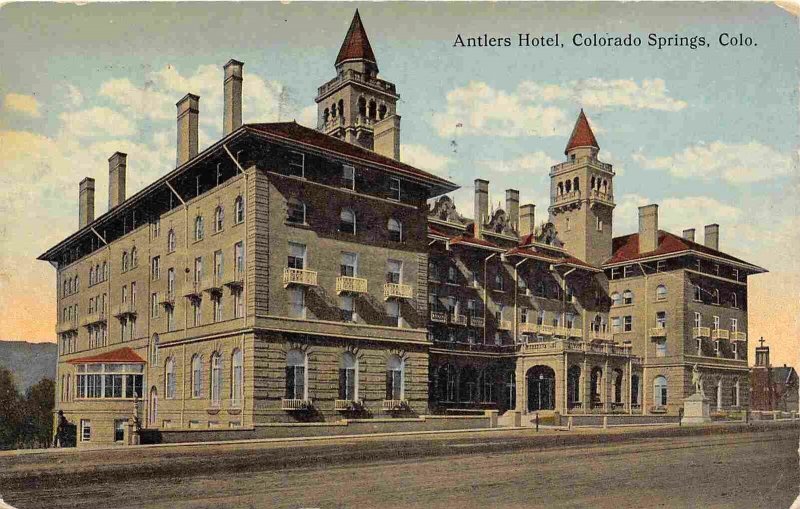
1,424 -> 798,509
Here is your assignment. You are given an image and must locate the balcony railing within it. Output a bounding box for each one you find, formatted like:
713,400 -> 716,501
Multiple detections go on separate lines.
711,329 -> 730,340
731,331 -> 747,341
589,330 -> 612,341
202,276 -> 223,295
693,326 -> 711,338
336,276 -> 368,294
112,301 -> 137,318
224,272 -> 245,289
649,327 -> 667,337
551,156 -> 613,174
56,318 -> 78,334
334,399 -> 363,411
430,311 -> 448,323
281,398 -> 312,411
80,311 -> 107,327
283,268 -> 318,287
451,314 -> 468,326
590,190 -> 614,204
383,283 -> 413,300
519,322 -> 538,334
497,320 -> 513,330
382,399 -> 408,411
552,191 -> 581,205
183,282 -> 202,299
553,327 -> 583,338
158,291 -> 175,308
470,316 -> 485,328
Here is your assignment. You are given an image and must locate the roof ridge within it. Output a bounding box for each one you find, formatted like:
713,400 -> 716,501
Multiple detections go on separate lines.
565,109 -> 599,155
335,10 -> 378,67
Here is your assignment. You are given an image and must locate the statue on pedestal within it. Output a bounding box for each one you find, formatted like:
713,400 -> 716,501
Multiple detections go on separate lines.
692,364 -> 705,397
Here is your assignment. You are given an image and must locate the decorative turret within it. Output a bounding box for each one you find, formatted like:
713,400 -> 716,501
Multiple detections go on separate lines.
565,109 -> 600,157
316,10 -> 401,160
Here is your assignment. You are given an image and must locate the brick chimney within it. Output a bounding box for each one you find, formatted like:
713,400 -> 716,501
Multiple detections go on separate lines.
519,204 -> 536,237
473,179 -> 489,239
682,228 -> 696,243
374,115 -> 401,160
108,152 -> 127,210
223,59 -> 244,136
505,189 -> 519,231
79,177 -> 95,228
638,204 -> 659,254
176,93 -> 200,166
704,224 -> 719,251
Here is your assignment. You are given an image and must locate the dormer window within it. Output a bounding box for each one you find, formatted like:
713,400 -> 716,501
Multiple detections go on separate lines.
388,218 -> 402,242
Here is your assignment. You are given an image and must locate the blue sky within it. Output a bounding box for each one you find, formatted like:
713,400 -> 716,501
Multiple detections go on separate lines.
0,2 -> 798,362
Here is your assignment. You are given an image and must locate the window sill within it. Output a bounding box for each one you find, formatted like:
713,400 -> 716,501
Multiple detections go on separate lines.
286,221 -> 311,229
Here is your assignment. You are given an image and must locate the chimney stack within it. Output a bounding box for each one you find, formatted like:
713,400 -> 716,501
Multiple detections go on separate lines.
682,228 -> 696,243
108,152 -> 127,210
474,179 -> 489,239
223,59 -> 244,136
520,204 -> 536,237
505,189 -> 519,231
638,204 -> 659,254
79,177 -> 95,228
176,93 -> 200,166
374,115 -> 401,160
704,224 -> 719,251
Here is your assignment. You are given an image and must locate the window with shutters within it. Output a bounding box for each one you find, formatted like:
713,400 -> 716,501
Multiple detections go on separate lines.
285,349 -> 307,400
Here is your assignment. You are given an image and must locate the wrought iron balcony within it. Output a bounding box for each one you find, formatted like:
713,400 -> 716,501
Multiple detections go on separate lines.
80,311 -> 107,327
649,327 -> 667,337
693,326 -> 711,338
589,330 -> 612,341
281,398 -> 312,411
112,301 -> 137,318
711,329 -> 730,340
224,272 -> 245,289
158,291 -> 175,308
203,276 -> 223,295
336,276 -> 368,294
334,399 -> 363,411
283,268 -> 318,287
383,283 -> 413,300
56,318 -> 78,334
382,399 -> 408,411
470,315 -> 485,328
451,314 -> 468,326
497,320 -> 513,330
183,282 -> 202,299
430,310 -> 448,323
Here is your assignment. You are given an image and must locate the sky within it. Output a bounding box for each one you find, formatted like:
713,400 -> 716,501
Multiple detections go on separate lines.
0,2 -> 798,366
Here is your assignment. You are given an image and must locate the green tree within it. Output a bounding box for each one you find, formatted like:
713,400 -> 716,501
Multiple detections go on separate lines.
0,367 -> 21,449
20,378 -> 55,448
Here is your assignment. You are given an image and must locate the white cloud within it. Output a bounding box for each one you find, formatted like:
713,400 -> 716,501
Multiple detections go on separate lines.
64,84 -> 84,108
478,151 -> 558,174
615,193 -> 742,237
297,105 -> 318,129
432,78 -> 687,138
3,93 -> 41,117
519,78 -> 687,112
402,144 -> 453,176
59,107 -> 137,138
99,78 -> 173,121
633,141 -> 794,184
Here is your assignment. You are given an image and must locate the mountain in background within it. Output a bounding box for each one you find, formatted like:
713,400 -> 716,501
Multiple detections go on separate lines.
0,341 -> 57,394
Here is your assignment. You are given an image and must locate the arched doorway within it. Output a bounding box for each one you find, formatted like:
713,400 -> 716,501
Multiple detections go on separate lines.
567,365 -> 581,409
590,367 -> 603,408
527,366 -> 555,411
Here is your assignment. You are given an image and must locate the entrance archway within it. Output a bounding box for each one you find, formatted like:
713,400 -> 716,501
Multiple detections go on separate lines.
590,367 -> 603,408
526,366 -> 555,411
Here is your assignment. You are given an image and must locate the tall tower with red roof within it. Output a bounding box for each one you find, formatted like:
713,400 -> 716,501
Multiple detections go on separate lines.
315,10 -> 402,160
548,110 -> 616,266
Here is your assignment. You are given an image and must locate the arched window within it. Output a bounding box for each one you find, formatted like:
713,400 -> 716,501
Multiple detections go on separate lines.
623,290 -> 633,305
712,289 -> 720,305
214,206 -> 224,232
191,355 -> 203,399
557,182 -> 564,195
613,368 -> 624,403
122,252 -> 129,271
285,349 -> 307,400
653,375 -> 668,407
165,357 -> 176,399
358,97 -> 367,117
331,102 -> 337,117
368,99 -> 377,119
339,352 -> 358,401
339,208 -> 356,234
591,176 -> 596,189
287,198 -> 306,224
611,292 -> 621,306
573,176 -> 580,192
149,387 -> 158,426
102,262 -> 108,280
167,229 -> 176,253
75,276 -> 80,291
656,285 -> 667,301
378,104 -> 387,120
194,216 -> 204,241
323,108 -> 329,124
210,352 -> 222,407
130,247 -> 137,268
89,267 -> 95,286
150,334 -> 159,364
337,99 -> 344,118
231,349 -> 243,406
565,179 -> 572,193
234,196 -> 244,224
631,374 -> 640,406
386,354 -> 404,400
388,218 -> 402,242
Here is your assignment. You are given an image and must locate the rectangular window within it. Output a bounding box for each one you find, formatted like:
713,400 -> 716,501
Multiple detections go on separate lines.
713,316 -> 720,330
213,296 -> 223,322
731,318 -> 738,332
285,366 -> 306,399
80,420 -> 91,442
234,242 -> 245,277
429,261 -> 440,281
194,257 -> 203,284
287,242 -> 306,269
694,312 -> 702,328
151,292 -> 159,318
167,307 -> 175,331
655,339 -> 666,357
114,419 -> 126,442
340,295 -> 355,322
656,311 -> 666,329
389,177 -> 401,200
623,316 -> 632,332
151,256 -> 160,280
287,199 -> 305,224
131,282 -> 137,307
167,268 -> 175,297
656,260 -> 666,273
233,289 -> 243,318
386,259 -> 402,284
623,265 -> 632,278
193,301 -> 201,326
288,287 -> 305,318
342,164 -> 355,190
610,268 -> 620,280
386,300 -> 401,327
340,252 -> 357,277
213,250 -> 224,283
596,217 -> 603,231
732,268 -> 739,282
713,263 -> 720,276
611,316 -> 621,333
288,151 -> 305,178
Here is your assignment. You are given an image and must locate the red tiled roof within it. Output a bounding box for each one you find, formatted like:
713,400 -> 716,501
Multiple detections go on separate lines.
67,347 -> 145,364
245,122 -> 457,193
565,109 -> 599,155
605,230 -> 765,270
427,225 -> 449,238
449,235 -> 504,250
507,247 -> 599,272
335,10 -> 377,67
